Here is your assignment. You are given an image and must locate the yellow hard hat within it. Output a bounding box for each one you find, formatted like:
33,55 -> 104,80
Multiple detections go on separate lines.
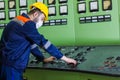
30,2 -> 48,21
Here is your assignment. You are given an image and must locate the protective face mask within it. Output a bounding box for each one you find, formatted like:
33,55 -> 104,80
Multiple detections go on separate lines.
36,20 -> 43,29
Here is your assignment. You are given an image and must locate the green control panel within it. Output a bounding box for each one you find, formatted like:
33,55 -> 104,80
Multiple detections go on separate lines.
0,0 -> 36,36
0,0 -> 120,46
74,0 -> 120,46
39,0 -> 120,46
39,0 -> 75,46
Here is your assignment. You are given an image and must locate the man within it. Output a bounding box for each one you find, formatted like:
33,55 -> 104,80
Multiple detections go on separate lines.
0,2 -> 77,80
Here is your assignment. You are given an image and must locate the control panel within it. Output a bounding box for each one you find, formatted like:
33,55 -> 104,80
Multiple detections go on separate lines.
28,46 -> 120,75
74,0 -> 120,46
0,0 -> 120,46
0,0 -> 75,46
38,0 -> 75,46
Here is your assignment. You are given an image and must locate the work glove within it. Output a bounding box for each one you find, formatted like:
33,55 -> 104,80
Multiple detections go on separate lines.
61,56 -> 77,67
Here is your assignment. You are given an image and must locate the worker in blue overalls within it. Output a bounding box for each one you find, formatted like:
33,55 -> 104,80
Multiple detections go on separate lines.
0,2 -> 77,80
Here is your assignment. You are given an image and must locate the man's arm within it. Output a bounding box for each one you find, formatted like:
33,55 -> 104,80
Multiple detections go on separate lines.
31,44 -> 44,62
39,37 -> 77,65
22,21 -> 77,65
31,44 -> 55,63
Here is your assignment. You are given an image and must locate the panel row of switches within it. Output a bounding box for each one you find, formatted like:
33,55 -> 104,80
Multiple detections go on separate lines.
80,14 -> 111,24
43,19 -> 67,26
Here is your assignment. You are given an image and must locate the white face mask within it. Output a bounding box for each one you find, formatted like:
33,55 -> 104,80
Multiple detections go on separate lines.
36,20 -> 43,29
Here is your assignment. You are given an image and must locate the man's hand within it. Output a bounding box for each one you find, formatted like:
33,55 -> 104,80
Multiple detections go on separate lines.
61,56 -> 77,66
43,56 -> 55,63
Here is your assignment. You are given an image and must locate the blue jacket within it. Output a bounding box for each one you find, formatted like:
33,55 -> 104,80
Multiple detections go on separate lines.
0,13 -> 63,70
